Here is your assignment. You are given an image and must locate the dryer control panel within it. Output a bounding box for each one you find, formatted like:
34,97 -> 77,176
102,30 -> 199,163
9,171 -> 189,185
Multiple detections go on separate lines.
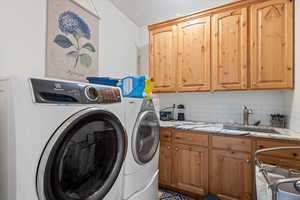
31,78 -> 121,104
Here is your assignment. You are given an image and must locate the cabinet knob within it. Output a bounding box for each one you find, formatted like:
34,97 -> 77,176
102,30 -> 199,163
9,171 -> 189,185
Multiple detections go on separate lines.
175,147 -> 179,151
293,153 -> 298,157
246,160 -> 252,164
167,146 -> 171,150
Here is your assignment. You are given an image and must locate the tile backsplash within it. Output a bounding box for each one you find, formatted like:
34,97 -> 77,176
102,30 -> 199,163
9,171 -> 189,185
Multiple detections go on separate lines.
158,90 -> 289,126
285,91 -> 300,131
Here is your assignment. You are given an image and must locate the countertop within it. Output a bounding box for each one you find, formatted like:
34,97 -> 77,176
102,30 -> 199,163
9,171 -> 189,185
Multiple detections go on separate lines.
160,120 -> 300,142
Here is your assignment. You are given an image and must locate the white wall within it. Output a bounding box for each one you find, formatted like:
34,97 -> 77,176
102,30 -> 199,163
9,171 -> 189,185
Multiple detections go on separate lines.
111,0 -> 232,26
285,0 -> 300,131
0,1 -> 47,77
0,0 -> 139,79
137,26 -> 150,76
85,0 -> 139,78
137,1 -> 298,129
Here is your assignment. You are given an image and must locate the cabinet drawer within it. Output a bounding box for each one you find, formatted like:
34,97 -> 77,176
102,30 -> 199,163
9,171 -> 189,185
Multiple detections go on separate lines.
160,128 -> 172,142
212,136 -> 251,152
257,155 -> 300,171
256,140 -> 300,161
173,130 -> 208,147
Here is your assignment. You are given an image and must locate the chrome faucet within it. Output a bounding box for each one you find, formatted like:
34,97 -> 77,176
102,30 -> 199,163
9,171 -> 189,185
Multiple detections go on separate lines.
243,106 -> 253,126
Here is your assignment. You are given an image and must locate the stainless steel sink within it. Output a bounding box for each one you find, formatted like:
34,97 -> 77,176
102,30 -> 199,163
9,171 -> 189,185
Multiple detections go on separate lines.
223,124 -> 280,134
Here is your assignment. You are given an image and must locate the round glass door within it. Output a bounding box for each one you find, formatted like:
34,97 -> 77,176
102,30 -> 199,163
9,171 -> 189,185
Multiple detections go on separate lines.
37,108 -> 127,200
132,110 -> 160,165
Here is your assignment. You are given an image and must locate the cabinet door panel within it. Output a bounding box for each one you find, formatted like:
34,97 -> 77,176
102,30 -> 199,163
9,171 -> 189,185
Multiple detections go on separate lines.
159,142 -> 172,186
212,8 -> 248,91
149,26 -> 177,92
173,144 -> 208,196
250,0 -> 293,89
211,150 -> 252,200
177,17 -> 211,92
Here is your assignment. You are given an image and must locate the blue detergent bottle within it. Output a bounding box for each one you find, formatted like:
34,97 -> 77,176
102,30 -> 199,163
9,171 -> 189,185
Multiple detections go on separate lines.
117,76 -> 146,98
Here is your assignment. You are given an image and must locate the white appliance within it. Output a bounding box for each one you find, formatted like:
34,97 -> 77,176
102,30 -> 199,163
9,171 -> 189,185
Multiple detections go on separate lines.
0,77 -> 127,200
122,97 -> 160,200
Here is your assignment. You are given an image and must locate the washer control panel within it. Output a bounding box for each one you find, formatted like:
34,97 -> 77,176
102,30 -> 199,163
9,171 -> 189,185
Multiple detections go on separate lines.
84,86 -> 99,102
31,78 -> 121,104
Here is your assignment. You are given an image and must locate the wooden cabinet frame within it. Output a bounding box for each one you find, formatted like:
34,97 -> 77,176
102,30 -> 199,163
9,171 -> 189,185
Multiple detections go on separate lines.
177,16 -> 211,92
159,129 -> 209,196
159,142 -> 173,185
210,149 -> 252,200
148,0 -> 294,93
173,144 -> 209,196
212,8 -> 248,91
160,128 -> 300,199
149,25 -> 178,92
250,0 -> 294,89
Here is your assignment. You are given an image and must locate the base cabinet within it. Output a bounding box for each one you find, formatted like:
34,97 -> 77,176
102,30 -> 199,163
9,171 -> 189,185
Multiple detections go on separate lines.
256,140 -> 300,171
159,129 -> 253,199
159,142 -> 173,186
159,129 -> 209,196
159,128 -> 300,199
173,144 -> 209,196
210,150 -> 252,200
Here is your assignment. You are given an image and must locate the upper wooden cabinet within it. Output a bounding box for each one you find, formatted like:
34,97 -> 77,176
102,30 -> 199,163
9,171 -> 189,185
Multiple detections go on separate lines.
212,8 -> 248,91
250,0 -> 294,89
148,0 -> 294,93
177,17 -> 211,92
149,25 -> 177,92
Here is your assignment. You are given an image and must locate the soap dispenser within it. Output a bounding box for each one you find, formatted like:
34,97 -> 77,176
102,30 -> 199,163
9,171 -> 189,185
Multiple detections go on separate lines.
177,104 -> 185,121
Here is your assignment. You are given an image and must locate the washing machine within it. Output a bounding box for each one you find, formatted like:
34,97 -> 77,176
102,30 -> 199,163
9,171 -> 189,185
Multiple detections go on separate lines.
0,77 -> 127,200
122,97 -> 160,200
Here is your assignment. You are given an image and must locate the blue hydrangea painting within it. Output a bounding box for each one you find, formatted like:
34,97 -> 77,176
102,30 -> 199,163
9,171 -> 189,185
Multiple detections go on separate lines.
46,0 -> 99,82
54,11 -> 95,68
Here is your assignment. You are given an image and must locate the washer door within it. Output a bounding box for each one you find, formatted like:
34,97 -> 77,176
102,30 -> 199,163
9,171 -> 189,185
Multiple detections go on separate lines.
132,110 -> 160,165
37,108 -> 127,200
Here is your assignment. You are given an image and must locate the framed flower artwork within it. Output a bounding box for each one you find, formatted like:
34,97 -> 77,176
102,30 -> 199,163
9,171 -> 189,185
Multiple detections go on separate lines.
46,0 -> 99,82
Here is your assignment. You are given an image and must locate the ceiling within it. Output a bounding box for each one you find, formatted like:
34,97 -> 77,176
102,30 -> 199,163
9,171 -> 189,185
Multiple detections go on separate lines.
109,0 -> 232,27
